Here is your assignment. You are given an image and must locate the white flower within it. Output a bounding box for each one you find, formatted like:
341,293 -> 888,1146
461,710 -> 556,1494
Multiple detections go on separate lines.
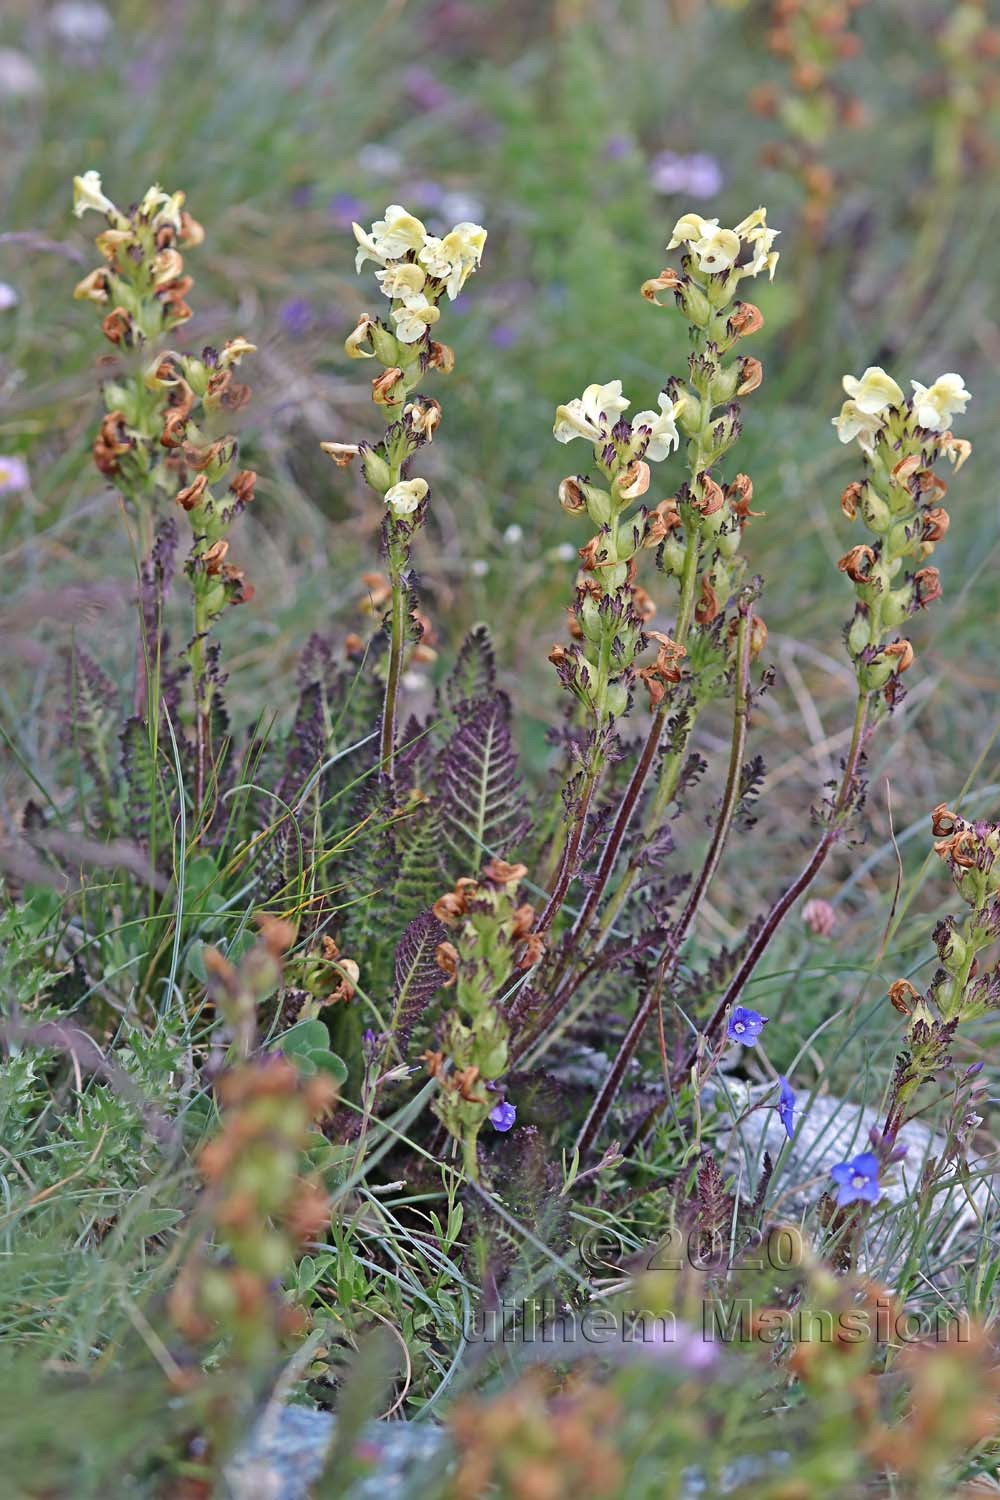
391,292 -> 441,343
832,400 -> 885,448
375,262 -> 427,299
503,523 -> 524,544
0,282 -> 17,311
0,455 -> 30,494
910,373 -> 971,432
371,204 -> 427,259
357,143 -> 403,177
72,170 -> 115,218
691,224 -> 741,274
553,380 -> 630,444
631,391 -> 682,462
842,366 -> 903,415
385,478 -> 428,516
667,212 -> 715,249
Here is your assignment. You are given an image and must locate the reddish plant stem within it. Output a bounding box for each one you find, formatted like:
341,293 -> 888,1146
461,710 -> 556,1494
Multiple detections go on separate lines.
625,691 -> 872,1152
574,609 -> 755,1157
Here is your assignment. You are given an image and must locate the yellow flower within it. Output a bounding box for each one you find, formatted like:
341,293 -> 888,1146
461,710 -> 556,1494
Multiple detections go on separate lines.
736,208 -> 781,280
72,170 -> 115,219
910,373 -> 971,432
553,380 -> 630,445
691,225 -> 741,274
419,222 -> 487,300
667,212 -> 715,250
631,391 -> 682,462
371,204 -> 427,259
385,478 -> 429,516
832,400 -> 884,448
842,366 -> 903,415
352,221 -> 387,274
391,293 -> 441,344
375,262 -> 427,299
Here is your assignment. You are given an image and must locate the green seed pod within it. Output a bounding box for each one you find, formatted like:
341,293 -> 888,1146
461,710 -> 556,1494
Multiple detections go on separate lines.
361,447 -> 392,494
847,610 -> 871,657
860,484 -> 892,533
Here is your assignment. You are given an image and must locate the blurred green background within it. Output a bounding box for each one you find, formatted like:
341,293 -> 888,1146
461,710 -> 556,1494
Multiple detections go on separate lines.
2,0 -> 999,901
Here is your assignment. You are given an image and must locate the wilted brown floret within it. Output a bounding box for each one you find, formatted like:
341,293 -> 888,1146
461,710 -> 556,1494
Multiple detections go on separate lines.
176,475 -> 208,511
913,566 -> 942,608
727,301 -> 765,339
694,575 -> 719,624
888,978 -> 920,1014
229,469 -> 257,504
837,544 -> 876,583
840,481 -> 864,520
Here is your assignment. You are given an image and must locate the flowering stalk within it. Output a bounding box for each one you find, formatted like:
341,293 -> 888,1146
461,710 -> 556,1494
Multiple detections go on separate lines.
424,859 -> 542,1179
880,803 -> 999,1145
72,171 -> 258,809
323,204 -> 486,784
521,209 -> 778,1053
656,365 -> 974,1108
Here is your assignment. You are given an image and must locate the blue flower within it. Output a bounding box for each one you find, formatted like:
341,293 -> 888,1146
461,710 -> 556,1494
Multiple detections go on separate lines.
726,1006 -> 768,1045
777,1077 -> 795,1139
489,1100 -> 516,1133
830,1152 -> 881,1207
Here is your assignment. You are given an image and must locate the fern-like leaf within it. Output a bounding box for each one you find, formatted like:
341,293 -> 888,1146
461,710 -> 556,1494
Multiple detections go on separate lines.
441,623 -> 496,714
392,910 -> 447,1044
438,692 -> 529,873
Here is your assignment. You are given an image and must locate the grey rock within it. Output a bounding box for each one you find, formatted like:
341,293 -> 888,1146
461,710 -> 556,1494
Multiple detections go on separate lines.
226,1406 -> 445,1500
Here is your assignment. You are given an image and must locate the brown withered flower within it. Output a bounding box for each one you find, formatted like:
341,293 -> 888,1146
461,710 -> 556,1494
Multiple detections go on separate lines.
643,496 -> 682,547
692,473 -> 725,517
727,301 -> 765,339
435,941 -> 459,986
913,566 -> 942,608
176,474 -> 208,512
229,469 -> 257,505
517,932 -> 545,969
888,978 -> 920,1015
578,534 -> 608,571
727,473 -> 762,525
837,544 -> 876,583
931,804 -> 958,838
371,366 -> 405,406
482,859 -> 527,888
222,563 -> 254,606
426,340 -> 455,373
201,538 -> 229,575
694,575 -> 719,624
921,507 -> 949,543
882,639 -> 914,673
641,266 -> 684,304
101,307 -> 133,346
840,481 -> 863,520
736,356 -> 763,396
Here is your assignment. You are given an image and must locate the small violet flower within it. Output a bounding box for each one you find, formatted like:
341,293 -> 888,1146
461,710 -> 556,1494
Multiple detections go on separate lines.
650,150 -> 723,200
726,1005 -> 768,1046
489,1100 -> 517,1133
776,1077 -> 795,1139
830,1151 -> 881,1207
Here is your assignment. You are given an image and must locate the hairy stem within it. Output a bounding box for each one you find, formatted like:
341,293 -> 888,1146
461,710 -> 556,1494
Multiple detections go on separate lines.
380,535 -> 407,785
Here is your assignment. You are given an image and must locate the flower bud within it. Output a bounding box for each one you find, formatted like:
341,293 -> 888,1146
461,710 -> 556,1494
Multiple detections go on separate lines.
859,485 -> 891,533
359,447 -> 392,493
